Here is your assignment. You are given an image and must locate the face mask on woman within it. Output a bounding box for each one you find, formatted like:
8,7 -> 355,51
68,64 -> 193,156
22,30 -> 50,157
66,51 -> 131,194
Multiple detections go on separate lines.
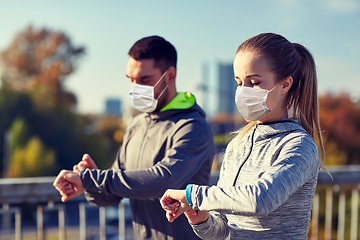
129,71 -> 168,113
235,85 -> 279,121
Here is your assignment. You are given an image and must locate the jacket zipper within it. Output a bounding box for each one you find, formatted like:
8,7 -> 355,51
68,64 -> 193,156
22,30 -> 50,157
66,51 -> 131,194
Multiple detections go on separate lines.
232,124 -> 257,186
137,114 -> 151,169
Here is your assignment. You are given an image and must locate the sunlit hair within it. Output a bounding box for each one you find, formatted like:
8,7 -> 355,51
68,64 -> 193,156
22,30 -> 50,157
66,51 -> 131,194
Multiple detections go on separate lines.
128,35 -> 177,73
235,33 -> 326,169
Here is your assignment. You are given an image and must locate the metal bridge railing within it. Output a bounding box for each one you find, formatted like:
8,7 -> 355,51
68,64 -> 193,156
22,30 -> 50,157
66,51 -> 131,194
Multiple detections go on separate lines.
0,176 -> 128,240
0,165 -> 359,240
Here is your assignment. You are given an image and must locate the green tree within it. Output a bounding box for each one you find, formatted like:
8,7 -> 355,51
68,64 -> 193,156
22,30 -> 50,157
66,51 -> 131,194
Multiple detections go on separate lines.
0,90 -> 72,177
6,118 -> 56,177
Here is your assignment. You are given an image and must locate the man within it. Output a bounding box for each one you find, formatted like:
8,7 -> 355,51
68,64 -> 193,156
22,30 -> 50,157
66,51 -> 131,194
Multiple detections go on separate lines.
53,36 -> 215,240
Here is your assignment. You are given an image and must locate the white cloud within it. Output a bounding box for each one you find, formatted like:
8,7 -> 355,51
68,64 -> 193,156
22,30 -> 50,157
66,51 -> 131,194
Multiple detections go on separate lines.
322,0 -> 360,14
277,0 -> 301,8
277,0 -> 359,15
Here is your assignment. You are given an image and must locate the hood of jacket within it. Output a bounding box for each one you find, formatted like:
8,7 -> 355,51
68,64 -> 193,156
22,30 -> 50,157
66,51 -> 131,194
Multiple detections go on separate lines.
144,92 -> 206,120
252,118 -> 306,141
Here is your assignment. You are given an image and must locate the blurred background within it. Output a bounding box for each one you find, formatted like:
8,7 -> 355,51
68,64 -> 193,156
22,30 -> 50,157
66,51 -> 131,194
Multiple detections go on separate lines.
1,0 -> 359,177
0,0 -> 359,238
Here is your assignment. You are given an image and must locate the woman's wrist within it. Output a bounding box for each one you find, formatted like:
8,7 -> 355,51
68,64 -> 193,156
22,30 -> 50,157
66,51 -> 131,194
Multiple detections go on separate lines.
185,184 -> 193,207
185,210 -> 210,225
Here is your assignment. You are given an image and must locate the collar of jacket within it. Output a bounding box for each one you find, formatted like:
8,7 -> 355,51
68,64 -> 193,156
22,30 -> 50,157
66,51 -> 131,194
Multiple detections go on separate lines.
251,118 -> 306,141
160,92 -> 196,112
146,92 -> 205,120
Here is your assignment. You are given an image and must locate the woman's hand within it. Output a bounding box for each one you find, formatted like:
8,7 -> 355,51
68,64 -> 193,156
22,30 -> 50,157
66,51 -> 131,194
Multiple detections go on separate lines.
185,208 -> 210,225
161,189 -> 190,222
160,189 -> 209,224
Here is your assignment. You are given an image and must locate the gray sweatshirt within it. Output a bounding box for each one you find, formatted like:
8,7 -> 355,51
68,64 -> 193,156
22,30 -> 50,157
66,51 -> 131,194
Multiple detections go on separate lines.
190,119 -> 320,239
80,98 -> 215,240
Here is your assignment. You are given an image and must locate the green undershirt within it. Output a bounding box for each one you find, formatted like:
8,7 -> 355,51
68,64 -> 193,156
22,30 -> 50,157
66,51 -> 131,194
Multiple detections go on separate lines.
160,92 -> 196,112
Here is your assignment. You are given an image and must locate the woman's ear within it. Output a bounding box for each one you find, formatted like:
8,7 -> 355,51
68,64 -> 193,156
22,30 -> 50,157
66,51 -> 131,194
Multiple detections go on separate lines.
281,76 -> 293,94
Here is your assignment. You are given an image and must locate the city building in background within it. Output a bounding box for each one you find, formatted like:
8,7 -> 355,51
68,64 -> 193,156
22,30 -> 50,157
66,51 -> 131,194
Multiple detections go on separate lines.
195,61 -> 237,117
105,98 -> 122,116
218,62 -> 237,114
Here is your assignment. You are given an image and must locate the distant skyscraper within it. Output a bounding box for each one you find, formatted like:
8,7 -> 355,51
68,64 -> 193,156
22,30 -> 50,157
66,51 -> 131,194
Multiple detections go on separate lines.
218,62 -> 237,114
196,62 -> 209,113
105,98 -> 122,116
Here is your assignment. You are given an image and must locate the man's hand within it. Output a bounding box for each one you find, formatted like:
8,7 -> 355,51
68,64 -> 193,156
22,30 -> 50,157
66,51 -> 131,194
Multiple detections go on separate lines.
73,154 -> 98,173
160,189 -> 209,224
53,170 -> 85,202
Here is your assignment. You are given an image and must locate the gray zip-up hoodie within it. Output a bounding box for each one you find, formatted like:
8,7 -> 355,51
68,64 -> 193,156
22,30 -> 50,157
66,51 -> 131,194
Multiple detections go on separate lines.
80,96 -> 215,240
190,119 -> 320,239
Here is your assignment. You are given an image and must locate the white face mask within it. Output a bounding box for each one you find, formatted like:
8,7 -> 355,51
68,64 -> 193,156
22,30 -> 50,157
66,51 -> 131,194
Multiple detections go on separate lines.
235,85 -> 278,121
129,71 -> 168,113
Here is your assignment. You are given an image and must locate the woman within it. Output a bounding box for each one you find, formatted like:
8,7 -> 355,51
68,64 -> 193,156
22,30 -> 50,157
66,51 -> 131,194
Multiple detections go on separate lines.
160,33 -> 326,239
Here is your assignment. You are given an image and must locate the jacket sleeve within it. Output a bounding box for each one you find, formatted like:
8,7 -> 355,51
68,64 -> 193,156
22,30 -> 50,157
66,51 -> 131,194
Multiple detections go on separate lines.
80,119 -> 214,200
191,212 -> 229,240
82,137 -> 127,206
83,189 -> 122,207
190,134 -> 320,216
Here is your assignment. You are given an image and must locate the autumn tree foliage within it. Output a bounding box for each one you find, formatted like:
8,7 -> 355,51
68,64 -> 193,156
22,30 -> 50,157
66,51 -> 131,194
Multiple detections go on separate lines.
319,93 -> 360,165
0,25 -> 85,109
0,25 -> 126,177
0,25 -> 87,177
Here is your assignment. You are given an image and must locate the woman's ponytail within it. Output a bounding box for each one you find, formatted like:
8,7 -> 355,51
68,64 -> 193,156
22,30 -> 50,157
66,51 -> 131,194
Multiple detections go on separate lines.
292,43 -> 326,167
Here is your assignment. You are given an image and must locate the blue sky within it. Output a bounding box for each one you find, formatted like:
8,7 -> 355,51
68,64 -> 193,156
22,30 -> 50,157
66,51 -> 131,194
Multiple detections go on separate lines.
0,0 -> 359,115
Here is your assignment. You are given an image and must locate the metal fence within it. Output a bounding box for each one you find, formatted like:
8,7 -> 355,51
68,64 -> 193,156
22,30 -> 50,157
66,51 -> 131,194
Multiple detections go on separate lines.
0,165 -> 359,240
310,165 -> 360,240
0,176 -> 127,240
